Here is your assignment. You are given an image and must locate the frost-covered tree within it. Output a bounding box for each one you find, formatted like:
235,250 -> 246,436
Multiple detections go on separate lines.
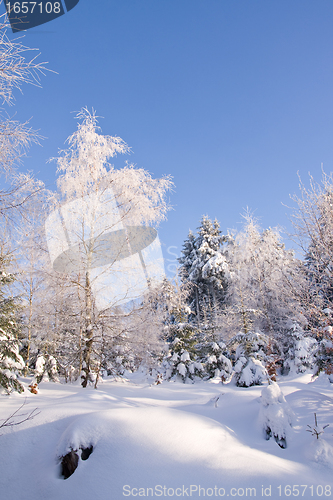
31,272 -> 84,381
49,112 -> 173,387
162,282 -> 203,382
0,13 -> 56,391
223,214 -> 305,340
10,179 -> 53,376
33,354 -> 59,384
200,341 -> 233,382
0,254 -> 24,393
289,171 -> 333,380
0,13 -> 48,176
229,331 -> 268,387
95,286 -> 167,382
282,323 -> 316,375
291,171 -> 333,309
178,216 -> 228,329
259,382 -> 294,448
310,308 -> 333,382
0,13 -> 49,225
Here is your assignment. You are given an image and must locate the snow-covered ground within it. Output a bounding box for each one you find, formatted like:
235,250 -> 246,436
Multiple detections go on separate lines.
0,373 -> 332,500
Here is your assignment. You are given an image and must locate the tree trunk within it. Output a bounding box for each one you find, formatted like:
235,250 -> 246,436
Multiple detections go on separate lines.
24,280 -> 33,376
195,286 -> 201,328
81,270 -> 93,387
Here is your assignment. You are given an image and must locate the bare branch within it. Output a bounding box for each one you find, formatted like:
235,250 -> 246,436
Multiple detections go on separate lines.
0,398 -> 40,433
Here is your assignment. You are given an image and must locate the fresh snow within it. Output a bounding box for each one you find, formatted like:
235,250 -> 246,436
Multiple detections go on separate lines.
0,373 -> 332,500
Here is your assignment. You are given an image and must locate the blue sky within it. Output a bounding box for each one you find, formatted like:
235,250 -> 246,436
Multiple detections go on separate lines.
2,0 -> 333,275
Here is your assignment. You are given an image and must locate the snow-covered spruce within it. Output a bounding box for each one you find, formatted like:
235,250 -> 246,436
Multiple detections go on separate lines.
312,310 -> 333,382
101,343 -> 136,378
314,332 -> 333,383
283,323 -> 316,375
34,354 -> 59,384
0,260 -> 25,394
259,381 -> 294,448
201,341 -> 233,382
229,331 -> 268,387
166,350 -> 203,382
164,324 -> 203,382
178,216 -> 228,328
0,329 -> 24,394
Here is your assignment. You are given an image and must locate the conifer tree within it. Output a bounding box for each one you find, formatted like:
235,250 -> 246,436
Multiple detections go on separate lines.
228,331 -> 269,387
0,254 -> 24,393
282,323 -> 316,375
311,309 -> 333,381
200,341 -> 233,382
161,278 -> 203,382
178,216 -> 228,329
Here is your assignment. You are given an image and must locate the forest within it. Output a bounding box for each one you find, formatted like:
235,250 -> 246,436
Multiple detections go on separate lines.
1,110 -> 333,394
0,18 -> 332,396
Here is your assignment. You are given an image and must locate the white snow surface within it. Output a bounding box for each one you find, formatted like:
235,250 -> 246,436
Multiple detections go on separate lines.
0,373 -> 332,499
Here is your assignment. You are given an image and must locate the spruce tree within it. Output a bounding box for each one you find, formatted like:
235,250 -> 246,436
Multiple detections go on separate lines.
312,309 -> 333,382
282,323 -> 316,375
0,255 -> 24,394
164,322 -> 203,382
162,281 -> 203,383
200,341 -> 233,382
228,331 -> 269,387
178,216 -> 228,329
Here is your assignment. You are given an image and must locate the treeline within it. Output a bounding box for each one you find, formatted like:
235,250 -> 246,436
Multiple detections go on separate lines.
160,208 -> 333,386
2,169 -> 333,392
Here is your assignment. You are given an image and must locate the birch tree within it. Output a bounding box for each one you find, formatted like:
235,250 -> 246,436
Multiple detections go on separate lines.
0,6 -> 48,182
48,109 -> 173,386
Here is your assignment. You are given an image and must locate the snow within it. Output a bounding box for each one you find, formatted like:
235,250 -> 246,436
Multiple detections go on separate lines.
180,351 -> 190,362
35,355 -> 45,375
261,381 -> 288,406
0,374 -> 332,500
259,382 -> 295,444
177,362 -> 186,376
307,439 -> 333,469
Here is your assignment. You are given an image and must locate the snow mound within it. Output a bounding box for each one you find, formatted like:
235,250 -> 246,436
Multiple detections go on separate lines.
0,377 -> 332,500
306,439 -> 333,469
261,381 -> 288,406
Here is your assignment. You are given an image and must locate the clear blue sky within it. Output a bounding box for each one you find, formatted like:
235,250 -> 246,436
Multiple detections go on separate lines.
2,0 -> 333,275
